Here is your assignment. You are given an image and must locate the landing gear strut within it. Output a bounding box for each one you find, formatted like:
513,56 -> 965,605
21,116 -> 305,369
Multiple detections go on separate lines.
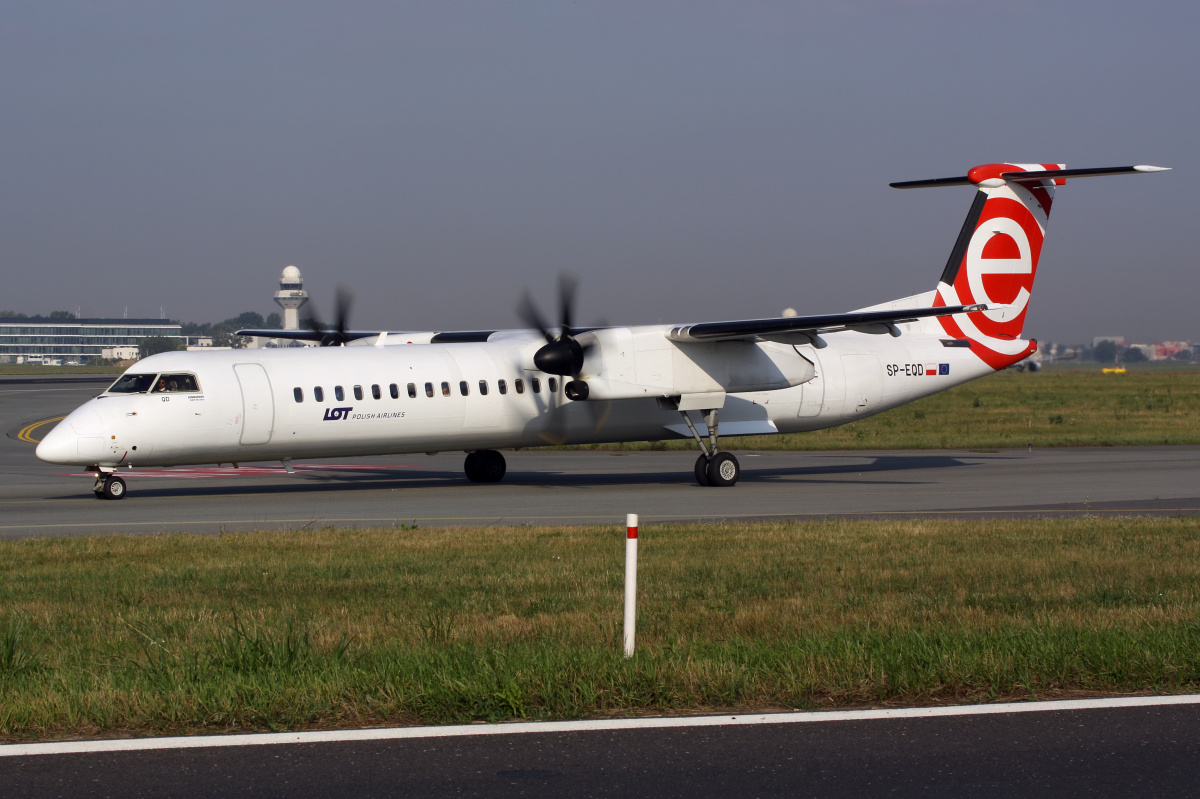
464,449 -> 507,483
680,408 -> 740,487
93,473 -> 127,500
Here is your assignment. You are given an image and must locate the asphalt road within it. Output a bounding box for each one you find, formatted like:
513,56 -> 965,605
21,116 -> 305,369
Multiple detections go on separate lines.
5,702 -> 1200,798
3,375 -> 1199,538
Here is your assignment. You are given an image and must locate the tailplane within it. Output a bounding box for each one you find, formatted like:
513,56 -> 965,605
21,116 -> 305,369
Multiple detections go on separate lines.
891,163 -> 1169,369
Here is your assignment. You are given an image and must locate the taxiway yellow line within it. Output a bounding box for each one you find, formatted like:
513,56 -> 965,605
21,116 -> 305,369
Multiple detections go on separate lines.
16,416 -> 65,443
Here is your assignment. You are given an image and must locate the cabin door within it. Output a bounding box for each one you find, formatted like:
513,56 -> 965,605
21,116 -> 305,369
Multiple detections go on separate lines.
234,363 -> 275,444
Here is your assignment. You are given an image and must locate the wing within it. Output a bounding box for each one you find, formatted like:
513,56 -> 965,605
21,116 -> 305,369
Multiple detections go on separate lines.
234,328 -> 499,345
665,304 -> 985,343
234,328 -> 382,344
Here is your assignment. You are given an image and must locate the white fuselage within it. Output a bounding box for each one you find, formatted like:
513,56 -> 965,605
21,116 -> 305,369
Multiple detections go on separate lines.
36,324 -> 995,468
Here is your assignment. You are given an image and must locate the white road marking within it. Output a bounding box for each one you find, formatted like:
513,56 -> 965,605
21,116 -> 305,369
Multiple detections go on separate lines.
3,695 -> 1198,757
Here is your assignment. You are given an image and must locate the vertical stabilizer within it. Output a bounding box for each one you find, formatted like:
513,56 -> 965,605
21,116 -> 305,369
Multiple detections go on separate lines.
890,162 -> 1169,370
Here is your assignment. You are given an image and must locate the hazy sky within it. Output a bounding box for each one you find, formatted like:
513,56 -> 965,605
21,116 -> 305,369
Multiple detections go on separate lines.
2,1 -> 1194,344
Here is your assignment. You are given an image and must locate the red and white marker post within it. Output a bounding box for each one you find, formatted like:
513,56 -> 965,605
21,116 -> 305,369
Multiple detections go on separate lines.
623,513 -> 638,658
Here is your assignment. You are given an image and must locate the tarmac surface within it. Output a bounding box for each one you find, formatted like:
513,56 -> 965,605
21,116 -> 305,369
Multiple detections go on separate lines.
3,374 -> 1199,538
5,701 -> 1200,798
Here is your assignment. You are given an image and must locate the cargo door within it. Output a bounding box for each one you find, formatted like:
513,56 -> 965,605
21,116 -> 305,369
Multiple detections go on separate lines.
234,363 -> 275,444
840,354 -> 883,415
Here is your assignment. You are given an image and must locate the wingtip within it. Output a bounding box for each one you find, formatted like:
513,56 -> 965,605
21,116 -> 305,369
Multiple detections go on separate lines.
1133,165 -> 1171,172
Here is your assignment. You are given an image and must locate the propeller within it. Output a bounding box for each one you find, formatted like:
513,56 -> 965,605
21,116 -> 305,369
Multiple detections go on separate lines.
301,284 -> 356,346
517,273 -> 593,379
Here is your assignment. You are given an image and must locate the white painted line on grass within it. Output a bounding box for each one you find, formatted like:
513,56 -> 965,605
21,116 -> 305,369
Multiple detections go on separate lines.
4,695 -> 1199,758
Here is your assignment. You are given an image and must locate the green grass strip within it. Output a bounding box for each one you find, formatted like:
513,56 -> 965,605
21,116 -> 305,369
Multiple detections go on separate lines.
1,517 -> 1198,741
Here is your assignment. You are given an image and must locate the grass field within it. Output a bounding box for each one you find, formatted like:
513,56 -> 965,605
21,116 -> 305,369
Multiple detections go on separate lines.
2,517 -> 1199,741
577,368 -> 1200,451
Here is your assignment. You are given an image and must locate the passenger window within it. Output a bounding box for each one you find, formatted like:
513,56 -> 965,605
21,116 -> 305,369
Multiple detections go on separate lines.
354,385 -> 364,401
531,377 -> 541,393
390,383 -> 399,399
293,387 -> 304,403
498,379 -> 507,395
314,386 -> 324,402
548,377 -> 558,393
371,384 -> 381,400
515,378 -> 525,394
425,382 -> 434,398
479,380 -> 488,395
459,380 -> 469,396
441,381 -> 451,397
408,383 -> 417,398
335,386 -> 345,402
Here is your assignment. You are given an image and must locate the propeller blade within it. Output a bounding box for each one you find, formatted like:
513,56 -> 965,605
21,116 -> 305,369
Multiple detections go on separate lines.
298,286 -> 355,346
333,284 -> 354,344
558,271 -> 579,334
517,290 -> 556,344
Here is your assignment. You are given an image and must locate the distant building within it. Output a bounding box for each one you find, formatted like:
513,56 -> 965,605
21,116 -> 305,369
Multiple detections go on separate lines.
100,346 -> 140,360
0,318 -> 183,364
1153,341 -> 1191,360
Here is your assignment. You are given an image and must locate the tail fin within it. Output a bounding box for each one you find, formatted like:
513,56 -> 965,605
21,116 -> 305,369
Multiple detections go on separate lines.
891,163 -> 1169,370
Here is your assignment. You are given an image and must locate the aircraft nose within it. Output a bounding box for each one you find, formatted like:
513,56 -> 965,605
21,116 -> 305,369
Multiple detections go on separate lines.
35,420 -> 78,464
35,406 -> 107,465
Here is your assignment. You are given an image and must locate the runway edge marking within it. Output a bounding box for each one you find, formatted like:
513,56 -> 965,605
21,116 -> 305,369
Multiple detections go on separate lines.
4,695 -> 1199,757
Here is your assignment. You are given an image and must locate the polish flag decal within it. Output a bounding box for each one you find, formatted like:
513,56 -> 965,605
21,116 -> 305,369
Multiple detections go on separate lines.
925,364 -> 938,376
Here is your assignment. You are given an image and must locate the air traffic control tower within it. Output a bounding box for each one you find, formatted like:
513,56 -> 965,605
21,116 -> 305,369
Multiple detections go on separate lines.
274,265 -> 309,330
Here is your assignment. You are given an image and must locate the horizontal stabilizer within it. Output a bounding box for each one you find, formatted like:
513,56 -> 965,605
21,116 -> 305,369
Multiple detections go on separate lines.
889,175 -> 974,189
891,164 -> 1170,189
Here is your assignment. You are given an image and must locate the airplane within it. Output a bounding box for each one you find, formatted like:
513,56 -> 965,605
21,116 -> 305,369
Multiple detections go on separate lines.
36,162 -> 1168,499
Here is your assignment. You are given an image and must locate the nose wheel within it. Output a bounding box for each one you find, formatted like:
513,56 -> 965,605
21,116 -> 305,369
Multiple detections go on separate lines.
94,474 -> 127,500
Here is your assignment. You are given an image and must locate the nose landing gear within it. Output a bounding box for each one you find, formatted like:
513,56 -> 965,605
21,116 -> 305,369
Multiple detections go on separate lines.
93,473 -> 127,500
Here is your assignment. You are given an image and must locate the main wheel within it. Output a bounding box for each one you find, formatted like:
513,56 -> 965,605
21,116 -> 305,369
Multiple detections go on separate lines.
705,452 -> 740,487
463,451 -> 481,482
466,450 -> 506,483
694,454 -> 711,486
476,450 -> 507,483
101,475 -> 127,500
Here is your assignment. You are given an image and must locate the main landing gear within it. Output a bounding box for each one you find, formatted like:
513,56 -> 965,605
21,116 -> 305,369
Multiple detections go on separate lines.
93,472 -> 127,500
680,408 -> 740,487
464,449 -> 507,483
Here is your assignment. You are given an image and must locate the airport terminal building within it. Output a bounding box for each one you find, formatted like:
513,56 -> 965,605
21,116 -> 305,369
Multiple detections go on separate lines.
0,318 -> 183,364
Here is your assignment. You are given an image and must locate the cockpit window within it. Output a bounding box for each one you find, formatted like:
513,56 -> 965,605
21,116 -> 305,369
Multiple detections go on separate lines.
107,374 -> 157,394
152,373 -> 201,393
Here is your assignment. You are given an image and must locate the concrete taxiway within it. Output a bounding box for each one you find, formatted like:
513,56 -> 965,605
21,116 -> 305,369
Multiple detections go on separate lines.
3,375 -> 1199,538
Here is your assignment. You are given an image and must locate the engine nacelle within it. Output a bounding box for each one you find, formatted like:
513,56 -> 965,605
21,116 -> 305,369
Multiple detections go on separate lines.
576,326 -> 815,401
